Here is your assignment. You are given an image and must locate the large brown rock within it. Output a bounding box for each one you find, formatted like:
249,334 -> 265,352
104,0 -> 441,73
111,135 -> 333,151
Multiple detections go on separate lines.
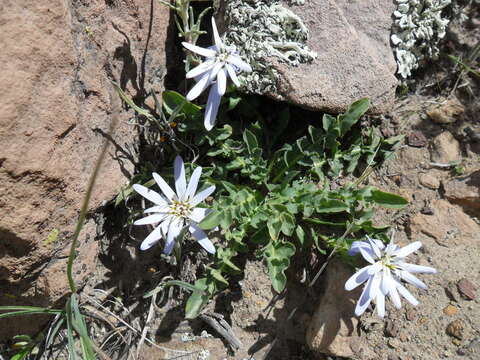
0,0 -> 172,338
443,170 -> 480,217
272,0 -> 397,114
306,260 -> 375,359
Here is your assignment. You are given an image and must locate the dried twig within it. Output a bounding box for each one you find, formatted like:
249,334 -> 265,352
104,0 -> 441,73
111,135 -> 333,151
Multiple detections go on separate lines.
200,312 -> 242,351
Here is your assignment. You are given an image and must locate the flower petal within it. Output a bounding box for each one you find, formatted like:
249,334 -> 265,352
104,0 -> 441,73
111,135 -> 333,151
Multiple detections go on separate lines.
192,185 -> 216,206
134,214 -> 167,225
132,184 -> 166,206
376,292 -> 386,318
211,17 -> 223,49
217,68 -> 227,96
388,279 -> 402,309
189,223 -> 216,254
398,263 -> 437,274
185,167 -> 202,200
182,42 -> 216,58
189,207 -> 210,223
144,205 -> 168,213
355,277 -> 374,316
359,246 -> 376,264
366,235 -> 382,258
152,172 -> 176,201
208,62 -> 224,82
399,271 -> 427,289
345,265 -> 372,291
348,241 -> 369,256
225,63 -> 240,87
186,72 -> 211,101
369,272 -> 381,299
226,54 -> 252,72
165,219 -> 183,255
174,156 -> 187,199
395,280 -> 419,306
393,241 -> 422,258
140,226 -> 162,250
204,83 -> 222,131
186,60 -> 215,79
367,261 -> 382,275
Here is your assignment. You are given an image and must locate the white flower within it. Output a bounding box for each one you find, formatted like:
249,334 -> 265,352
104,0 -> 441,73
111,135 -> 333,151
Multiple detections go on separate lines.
132,156 -> 216,255
182,17 -> 252,131
345,235 -> 436,318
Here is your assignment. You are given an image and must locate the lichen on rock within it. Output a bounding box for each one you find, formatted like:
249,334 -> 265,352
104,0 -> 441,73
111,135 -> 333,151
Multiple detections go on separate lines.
391,0 -> 472,79
223,0 -> 317,94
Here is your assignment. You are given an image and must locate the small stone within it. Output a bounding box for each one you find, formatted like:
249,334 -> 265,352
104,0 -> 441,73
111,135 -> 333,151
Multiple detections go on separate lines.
427,98 -> 464,124
452,338 -> 463,346
388,355 -> 401,360
385,320 -> 399,337
407,131 -> 428,147
387,338 -> 401,349
443,170 -> 480,217
446,320 -> 465,340
418,316 -> 428,324
431,131 -> 462,164
443,305 -> 458,316
445,281 -> 460,302
405,309 -> 416,321
399,332 -> 409,342
420,206 -> 434,215
457,278 -> 476,300
419,173 -> 440,189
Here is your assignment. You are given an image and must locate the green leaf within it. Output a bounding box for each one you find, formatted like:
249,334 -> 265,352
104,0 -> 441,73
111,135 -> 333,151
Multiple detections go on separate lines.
295,225 -> 306,247
198,210 -> 222,230
185,279 -> 210,319
0,306 -> 62,319
264,241 -> 296,293
267,218 -> 282,240
316,199 -> 349,213
43,228 -> 59,246
370,189 -> 408,208
162,90 -> 201,118
338,98 -> 370,136
243,128 -> 259,154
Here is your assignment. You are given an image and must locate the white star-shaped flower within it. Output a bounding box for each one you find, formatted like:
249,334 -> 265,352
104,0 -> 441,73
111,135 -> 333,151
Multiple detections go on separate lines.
345,235 -> 436,318
132,156 -> 216,255
182,17 -> 252,131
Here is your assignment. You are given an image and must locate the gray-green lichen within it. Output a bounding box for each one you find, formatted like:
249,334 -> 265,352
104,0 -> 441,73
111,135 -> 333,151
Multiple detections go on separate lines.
224,0 -> 316,94
391,0 -> 472,79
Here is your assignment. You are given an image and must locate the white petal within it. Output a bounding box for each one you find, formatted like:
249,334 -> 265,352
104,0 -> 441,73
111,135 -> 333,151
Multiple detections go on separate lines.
393,241 -> 422,258
395,280 -> 419,306
189,223 -> 215,254
186,60 -> 215,79
132,184 -> 166,206
152,172 -> 176,201
217,68 -> 227,96
226,55 -> 252,72
208,62 -> 224,82
380,269 -> 390,295
163,238 -> 176,255
204,83 -> 222,131
388,279 -> 402,309
189,207 -> 210,223
348,241 -> 369,256
345,266 -> 372,291
225,63 -> 240,87
367,261 -> 382,275
144,205 -> 168,213
376,292 -> 386,318
366,236 -> 381,258
186,72 -> 211,101
182,42 -> 216,58
398,263 -> 437,274
192,185 -> 216,206
140,226 -> 163,250
355,277 -> 374,316
211,17 -> 223,49
174,156 -> 187,199
165,219 -> 183,255
399,271 -> 427,289
134,214 -> 167,225
359,247 -> 376,264
369,273 -> 381,299
185,167 -> 202,200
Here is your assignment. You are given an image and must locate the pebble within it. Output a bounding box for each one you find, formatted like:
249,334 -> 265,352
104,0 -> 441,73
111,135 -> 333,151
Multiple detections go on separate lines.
427,98 -> 464,124
443,304 -> 458,316
388,338 -> 401,349
407,131 -> 428,147
446,320 -> 465,340
419,173 -> 440,189
445,281 -> 460,302
385,320 -> 399,337
405,309 -> 416,321
457,278 -> 476,300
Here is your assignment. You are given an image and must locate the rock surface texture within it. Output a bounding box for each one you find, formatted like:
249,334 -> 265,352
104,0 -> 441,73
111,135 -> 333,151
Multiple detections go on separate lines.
306,260 -> 375,359
0,0 -> 171,339
271,0 -> 397,114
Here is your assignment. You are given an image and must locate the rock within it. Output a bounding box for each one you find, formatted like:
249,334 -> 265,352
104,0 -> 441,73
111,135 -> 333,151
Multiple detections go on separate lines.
446,320 -> 465,340
405,309 -> 416,321
443,305 -> 458,316
457,278 -> 476,300
385,320 -> 400,337
409,199 -> 480,246
431,132 -> 462,164
0,0 -> 172,339
427,98 -> 464,124
445,281 -> 461,302
306,260 -> 374,359
407,131 -> 428,148
223,0 -> 397,114
443,170 -> 480,216
419,173 -> 440,189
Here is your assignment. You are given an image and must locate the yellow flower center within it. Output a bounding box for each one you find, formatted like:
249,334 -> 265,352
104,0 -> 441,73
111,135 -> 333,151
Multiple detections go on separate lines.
169,200 -> 192,219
